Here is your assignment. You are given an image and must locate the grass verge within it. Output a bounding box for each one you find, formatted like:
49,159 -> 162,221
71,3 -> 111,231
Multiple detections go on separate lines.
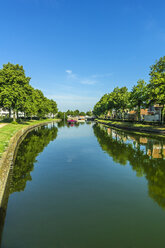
96,119 -> 165,138
0,119 -> 57,158
96,119 -> 165,130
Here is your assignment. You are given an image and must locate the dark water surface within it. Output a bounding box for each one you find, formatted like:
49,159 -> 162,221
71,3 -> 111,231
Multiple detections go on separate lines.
1,122 -> 165,248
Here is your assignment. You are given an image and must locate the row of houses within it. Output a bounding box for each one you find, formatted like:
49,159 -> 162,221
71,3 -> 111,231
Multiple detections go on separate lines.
0,108 -> 24,118
128,104 -> 162,122
107,104 -> 163,122
0,108 -> 54,119
67,115 -> 88,122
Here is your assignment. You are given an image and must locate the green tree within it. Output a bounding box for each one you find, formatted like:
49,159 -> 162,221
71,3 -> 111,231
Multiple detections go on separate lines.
86,111 -> 92,116
148,56 -> 165,123
106,92 -> 115,117
112,87 -> 130,119
130,80 -> 148,121
34,89 -> 48,118
0,63 -> 30,121
93,88 -> 129,119
57,111 -> 66,120
66,110 -> 73,116
23,85 -> 37,119
73,109 -> 80,116
93,94 -> 109,116
79,111 -> 86,116
49,99 -> 58,118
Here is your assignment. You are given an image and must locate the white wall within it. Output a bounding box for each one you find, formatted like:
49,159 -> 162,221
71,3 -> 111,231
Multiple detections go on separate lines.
144,114 -> 160,122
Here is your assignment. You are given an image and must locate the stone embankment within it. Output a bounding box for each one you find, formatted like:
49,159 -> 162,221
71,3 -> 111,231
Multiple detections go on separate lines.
0,120 -> 59,208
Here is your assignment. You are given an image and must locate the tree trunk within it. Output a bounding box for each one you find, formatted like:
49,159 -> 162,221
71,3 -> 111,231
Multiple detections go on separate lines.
138,105 -> 141,122
9,108 -> 11,118
122,110 -> 125,120
162,105 -> 165,124
13,110 -> 16,122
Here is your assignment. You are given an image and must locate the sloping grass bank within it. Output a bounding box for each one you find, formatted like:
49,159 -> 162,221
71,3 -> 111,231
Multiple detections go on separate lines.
96,119 -> 165,137
0,119 -> 57,158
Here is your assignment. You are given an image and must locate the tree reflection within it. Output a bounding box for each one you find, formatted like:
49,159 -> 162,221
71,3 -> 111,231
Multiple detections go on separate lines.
93,123 -> 165,209
10,124 -> 58,194
0,124 -> 58,245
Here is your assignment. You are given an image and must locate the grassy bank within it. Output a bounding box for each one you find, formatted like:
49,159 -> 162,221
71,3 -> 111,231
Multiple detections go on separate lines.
96,119 -> 165,137
0,119 -> 57,158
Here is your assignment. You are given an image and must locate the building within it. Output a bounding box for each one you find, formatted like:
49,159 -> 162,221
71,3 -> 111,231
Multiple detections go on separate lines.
0,108 -> 9,117
0,108 -> 24,118
127,105 -> 162,122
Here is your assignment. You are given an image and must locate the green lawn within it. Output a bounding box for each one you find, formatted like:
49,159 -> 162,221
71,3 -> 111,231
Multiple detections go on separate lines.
0,119 -> 57,158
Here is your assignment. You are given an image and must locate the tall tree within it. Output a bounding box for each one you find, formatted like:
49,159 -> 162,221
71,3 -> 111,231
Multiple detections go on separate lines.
23,85 -> 37,118
112,87 -> 130,119
148,56 -> 165,123
93,94 -> 109,116
49,99 -> 58,118
79,111 -> 86,116
34,89 -> 48,118
130,80 -> 148,121
74,109 -> 80,116
86,111 -> 92,116
0,63 -> 30,121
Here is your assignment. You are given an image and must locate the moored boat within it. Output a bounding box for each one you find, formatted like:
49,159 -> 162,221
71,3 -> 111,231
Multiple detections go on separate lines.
67,119 -> 77,123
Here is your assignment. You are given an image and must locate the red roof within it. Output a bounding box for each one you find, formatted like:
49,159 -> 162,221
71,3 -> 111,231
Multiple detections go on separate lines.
128,109 -> 149,115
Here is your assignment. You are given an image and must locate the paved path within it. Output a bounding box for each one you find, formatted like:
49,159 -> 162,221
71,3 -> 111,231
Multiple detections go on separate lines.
0,123 -> 8,129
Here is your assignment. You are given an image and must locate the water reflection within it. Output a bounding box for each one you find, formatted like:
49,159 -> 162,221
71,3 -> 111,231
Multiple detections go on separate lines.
0,124 -> 58,244
10,124 -> 58,194
93,123 -> 165,209
57,121 -> 85,128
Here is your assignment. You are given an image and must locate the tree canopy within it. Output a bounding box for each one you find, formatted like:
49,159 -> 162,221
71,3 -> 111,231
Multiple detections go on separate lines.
130,80 -> 148,121
0,63 -> 58,120
148,56 -> 165,122
93,56 -> 165,123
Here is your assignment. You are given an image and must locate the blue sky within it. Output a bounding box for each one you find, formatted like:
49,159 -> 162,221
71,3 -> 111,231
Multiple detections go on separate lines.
0,0 -> 165,111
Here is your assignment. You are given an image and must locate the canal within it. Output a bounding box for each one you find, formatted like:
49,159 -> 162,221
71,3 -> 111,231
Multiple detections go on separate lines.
0,122 -> 165,248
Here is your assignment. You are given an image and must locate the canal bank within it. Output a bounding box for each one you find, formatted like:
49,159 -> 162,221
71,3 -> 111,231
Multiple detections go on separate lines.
0,119 -> 60,208
96,119 -> 165,138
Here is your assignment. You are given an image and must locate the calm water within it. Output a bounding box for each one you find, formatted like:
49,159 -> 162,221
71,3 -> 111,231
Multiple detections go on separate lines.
0,122 -> 165,248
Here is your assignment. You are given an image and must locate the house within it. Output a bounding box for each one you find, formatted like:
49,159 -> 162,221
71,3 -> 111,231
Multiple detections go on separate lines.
0,108 -> 25,118
78,115 -> 85,121
0,108 -> 9,117
126,109 -> 149,121
145,104 -> 163,121
127,104 -> 162,122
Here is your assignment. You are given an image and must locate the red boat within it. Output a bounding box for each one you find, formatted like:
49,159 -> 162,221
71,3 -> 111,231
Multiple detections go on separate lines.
67,119 -> 77,124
